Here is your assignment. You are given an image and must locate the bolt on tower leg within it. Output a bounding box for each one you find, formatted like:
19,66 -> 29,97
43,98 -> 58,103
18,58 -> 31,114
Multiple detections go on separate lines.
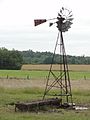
43,31 -> 73,105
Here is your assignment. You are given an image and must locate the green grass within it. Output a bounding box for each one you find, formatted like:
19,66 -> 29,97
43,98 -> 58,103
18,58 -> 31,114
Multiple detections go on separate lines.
0,70 -> 47,79
0,87 -> 43,106
0,70 -> 90,80
73,90 -> 90,104
0,110 -> 90,120
70,71 -> 90,80
0,87 -> 90,120
0,70 -> 90,119
0,87 -> 89,106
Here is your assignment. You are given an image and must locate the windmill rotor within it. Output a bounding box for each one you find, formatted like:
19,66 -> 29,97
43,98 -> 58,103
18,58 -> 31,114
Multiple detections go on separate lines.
49,7 -> 73,32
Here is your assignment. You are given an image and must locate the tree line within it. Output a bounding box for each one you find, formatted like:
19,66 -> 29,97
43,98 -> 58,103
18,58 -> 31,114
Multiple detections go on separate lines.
22,50 -> 90,64
0,48 -> 90,70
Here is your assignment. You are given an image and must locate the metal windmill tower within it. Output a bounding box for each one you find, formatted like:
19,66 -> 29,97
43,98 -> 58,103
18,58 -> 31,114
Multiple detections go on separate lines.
34,7 -> 74,105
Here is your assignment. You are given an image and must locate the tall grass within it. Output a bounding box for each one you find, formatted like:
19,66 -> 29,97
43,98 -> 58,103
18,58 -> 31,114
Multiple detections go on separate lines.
0,87 -> 90,105
0,87 -> 90,120
0,110 -> 90,120
0,67 -> 90,119
0,87 -> 44,106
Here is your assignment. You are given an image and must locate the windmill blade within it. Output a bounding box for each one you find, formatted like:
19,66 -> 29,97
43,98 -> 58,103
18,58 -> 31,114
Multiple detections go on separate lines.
60,9 -> 62,13
62,25 -> 71,31
67,11 -> 72,16
59,11 -> 63,17
61,25 -> 69,32
49,23 -> 53,27
65,21 -> 73,26
58,13 -> 62,17
67,16 -> 73,20
62,28 -> 68,32
62,7 -> 64,10
67,14 -> 73,18
67,18 -> 74,21
66,26 -> 71,30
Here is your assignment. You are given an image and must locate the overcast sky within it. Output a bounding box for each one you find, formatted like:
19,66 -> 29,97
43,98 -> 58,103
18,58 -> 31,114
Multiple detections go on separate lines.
0,0 -> 90,56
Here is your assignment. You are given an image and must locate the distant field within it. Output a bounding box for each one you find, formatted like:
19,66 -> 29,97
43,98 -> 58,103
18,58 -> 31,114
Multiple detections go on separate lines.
0,70 -> 90,80
22,64 -> 90,80
0,64 -> 90,80
22,64 -> 90,71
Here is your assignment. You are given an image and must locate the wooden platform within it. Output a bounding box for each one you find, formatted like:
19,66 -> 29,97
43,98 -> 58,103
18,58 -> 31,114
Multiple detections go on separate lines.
15,98 -> 62,112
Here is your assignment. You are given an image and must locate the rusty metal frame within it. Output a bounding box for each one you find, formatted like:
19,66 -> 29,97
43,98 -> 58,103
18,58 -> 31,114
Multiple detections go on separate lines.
43,31 -> 73,105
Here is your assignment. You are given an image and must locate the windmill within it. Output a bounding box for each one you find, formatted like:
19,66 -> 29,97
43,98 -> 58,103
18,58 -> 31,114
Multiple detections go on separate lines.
34,7 -> 74,105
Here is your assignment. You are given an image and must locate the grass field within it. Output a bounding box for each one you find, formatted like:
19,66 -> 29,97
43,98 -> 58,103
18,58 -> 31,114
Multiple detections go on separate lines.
0,64 -> 90,120
0,70 -> 90,80
0,86 -> 90,120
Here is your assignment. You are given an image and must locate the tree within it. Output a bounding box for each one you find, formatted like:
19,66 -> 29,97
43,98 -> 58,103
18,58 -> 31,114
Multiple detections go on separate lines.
43,57 -> 54,64
0,48 -> 23,70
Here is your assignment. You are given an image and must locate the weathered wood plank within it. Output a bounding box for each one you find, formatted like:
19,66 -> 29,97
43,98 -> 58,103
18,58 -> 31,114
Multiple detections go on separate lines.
15,98 -> 62,112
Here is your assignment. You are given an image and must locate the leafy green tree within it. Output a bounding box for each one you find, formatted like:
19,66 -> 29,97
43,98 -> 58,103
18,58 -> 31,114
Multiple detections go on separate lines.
0,48 -> 23,70
43,57 -> 53,64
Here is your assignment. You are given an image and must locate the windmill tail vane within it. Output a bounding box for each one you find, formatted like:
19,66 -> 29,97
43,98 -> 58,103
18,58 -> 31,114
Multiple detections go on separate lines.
34,19 -> 47,26
34,18 -> 57,26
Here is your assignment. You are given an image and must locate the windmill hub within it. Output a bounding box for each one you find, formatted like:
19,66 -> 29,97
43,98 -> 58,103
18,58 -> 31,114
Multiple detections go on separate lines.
50,7 -> 73,32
